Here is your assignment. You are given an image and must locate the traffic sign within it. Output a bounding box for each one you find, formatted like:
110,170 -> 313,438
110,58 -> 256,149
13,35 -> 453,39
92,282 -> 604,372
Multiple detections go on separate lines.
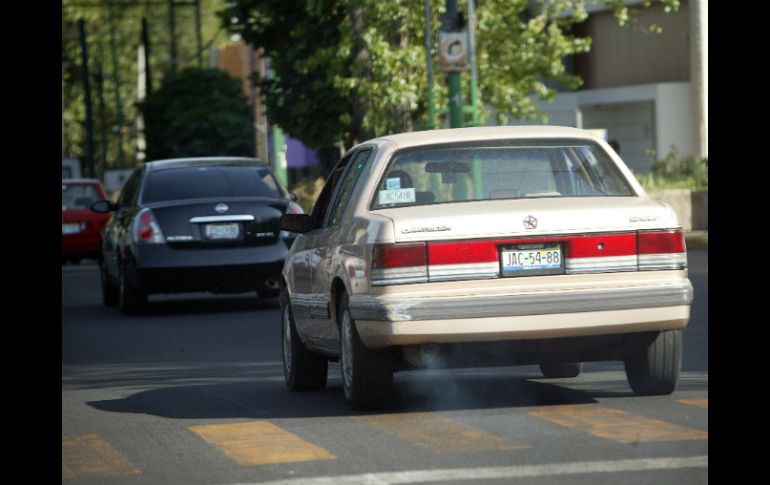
438,31 -> 468,72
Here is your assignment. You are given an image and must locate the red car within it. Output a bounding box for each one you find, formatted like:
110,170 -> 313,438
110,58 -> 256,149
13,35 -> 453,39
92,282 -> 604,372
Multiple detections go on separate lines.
61,179 -> 111,264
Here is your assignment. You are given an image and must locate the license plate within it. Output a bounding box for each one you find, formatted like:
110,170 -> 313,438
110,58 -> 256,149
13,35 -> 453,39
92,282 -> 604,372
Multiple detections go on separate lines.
62,223 -> 80,235
205,223 -> 240,240
500,242 -> 564,277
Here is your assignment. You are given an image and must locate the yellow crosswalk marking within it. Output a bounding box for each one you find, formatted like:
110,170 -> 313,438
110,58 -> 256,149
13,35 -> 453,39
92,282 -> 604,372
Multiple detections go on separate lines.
353,412 -> 529,453
189,421 -> 336,466
528,405 -> 708,443
678,398 -> 708,408
62,434 -> 141,480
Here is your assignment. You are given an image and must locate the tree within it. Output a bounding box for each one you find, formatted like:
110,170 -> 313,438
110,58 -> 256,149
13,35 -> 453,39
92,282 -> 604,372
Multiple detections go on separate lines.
61,0 -> 231,173
220,0 -> 680,151
140,68 -> 255,159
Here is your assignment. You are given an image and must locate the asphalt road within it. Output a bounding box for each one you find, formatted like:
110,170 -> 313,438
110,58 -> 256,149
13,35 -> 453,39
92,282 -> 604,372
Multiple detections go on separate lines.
62,251 -> 708,484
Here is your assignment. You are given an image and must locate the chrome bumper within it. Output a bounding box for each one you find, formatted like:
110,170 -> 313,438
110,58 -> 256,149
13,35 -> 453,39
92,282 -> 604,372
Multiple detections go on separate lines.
348,280 -> 693,322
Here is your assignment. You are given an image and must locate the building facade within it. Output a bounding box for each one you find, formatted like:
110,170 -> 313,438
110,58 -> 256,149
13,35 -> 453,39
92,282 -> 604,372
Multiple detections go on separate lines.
514,0 -> 707,173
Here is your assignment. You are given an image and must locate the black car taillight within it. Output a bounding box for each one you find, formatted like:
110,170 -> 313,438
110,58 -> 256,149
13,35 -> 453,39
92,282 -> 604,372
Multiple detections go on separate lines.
134,208 -> 165,244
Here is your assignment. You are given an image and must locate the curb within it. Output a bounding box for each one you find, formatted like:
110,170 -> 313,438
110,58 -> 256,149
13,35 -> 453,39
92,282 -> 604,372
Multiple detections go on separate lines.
685,231 -> 708,250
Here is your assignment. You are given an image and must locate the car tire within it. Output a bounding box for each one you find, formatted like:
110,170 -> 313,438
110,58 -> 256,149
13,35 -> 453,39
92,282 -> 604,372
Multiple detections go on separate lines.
119,265 -> 146,315
339,292 -> 393,410
280,288 -> 328,391
539,362 -> 583,378
101,260 -> 119,307
624,330 -> 681,395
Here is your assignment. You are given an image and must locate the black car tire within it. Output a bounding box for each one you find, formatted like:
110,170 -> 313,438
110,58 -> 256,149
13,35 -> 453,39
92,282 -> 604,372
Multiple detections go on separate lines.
101,260 -> 119,307
280,288 -> 328,391
624,330 -> 681,395
119,265 -> 147,315
539,362 -> 583,378
339,292 -> 393,410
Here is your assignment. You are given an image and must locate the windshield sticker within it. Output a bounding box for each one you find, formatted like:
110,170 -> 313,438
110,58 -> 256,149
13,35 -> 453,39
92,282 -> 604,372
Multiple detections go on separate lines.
386,177 -> 402,190
378,188 -> 416,205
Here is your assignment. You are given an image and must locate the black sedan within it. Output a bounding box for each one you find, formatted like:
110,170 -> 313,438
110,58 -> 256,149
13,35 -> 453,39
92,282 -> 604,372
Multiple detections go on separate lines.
91,157 -> 302,314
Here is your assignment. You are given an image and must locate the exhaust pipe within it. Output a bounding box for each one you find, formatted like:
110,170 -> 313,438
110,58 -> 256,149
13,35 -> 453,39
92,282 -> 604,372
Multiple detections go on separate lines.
402,343 -> 439,367
264,278 -> 281,290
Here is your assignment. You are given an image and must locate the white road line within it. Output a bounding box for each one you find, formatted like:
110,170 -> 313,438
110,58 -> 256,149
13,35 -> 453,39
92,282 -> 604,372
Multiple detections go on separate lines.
222,455 -> 707,485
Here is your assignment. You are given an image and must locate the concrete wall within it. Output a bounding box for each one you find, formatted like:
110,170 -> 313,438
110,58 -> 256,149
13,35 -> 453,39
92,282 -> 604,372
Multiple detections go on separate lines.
649,189 -> 708,231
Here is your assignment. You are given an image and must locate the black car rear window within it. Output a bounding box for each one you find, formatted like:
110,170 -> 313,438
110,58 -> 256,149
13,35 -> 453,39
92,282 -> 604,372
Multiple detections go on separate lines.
142,166 -> 283,203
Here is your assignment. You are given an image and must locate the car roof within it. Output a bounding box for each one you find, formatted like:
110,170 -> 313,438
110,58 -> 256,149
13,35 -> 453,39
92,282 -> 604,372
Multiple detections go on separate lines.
368,125 -> 600,150
144,157 -> 268,172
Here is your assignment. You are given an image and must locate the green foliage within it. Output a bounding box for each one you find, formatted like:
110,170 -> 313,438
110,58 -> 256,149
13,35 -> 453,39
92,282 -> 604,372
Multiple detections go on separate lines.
140,68 -> 255,159
635,147 -> 708,190
221,0 -> 680,151
61,0 -> 230,173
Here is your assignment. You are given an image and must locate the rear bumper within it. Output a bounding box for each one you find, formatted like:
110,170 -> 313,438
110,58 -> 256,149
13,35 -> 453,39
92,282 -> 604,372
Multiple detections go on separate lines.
61,233 -> 102,257
349,277 -> 692,349
132,242 -> 287,294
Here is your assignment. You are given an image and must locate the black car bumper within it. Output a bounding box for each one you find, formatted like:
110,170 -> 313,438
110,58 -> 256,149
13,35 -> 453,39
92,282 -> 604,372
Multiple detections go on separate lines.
131,242 -> 287,294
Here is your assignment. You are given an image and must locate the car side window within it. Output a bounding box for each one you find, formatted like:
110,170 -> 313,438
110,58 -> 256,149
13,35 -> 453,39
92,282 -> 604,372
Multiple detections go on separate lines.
308,156 -> 351,230
325,149 -> 373,227
118,169 -> 142,208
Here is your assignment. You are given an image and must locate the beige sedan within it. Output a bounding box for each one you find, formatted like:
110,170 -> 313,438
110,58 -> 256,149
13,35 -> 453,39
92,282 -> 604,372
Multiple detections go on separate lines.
279,126 -> 692,409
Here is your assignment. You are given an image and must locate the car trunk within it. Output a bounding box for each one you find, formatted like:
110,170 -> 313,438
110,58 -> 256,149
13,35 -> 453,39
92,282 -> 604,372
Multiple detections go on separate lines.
371,196 -> 683,283
147,198 -> 288,247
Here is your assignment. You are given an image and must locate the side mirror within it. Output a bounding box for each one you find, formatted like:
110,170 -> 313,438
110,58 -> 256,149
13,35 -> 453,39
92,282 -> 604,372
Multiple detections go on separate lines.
289,192 -> 299,202
279,213 -> 312,234
90,199 -> 117,213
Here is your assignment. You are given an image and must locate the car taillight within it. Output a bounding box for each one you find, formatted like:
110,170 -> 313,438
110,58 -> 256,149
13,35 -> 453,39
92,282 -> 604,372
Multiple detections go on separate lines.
134,208 -> 164,244
371,243 -> 428,286
637,230 -> 687,270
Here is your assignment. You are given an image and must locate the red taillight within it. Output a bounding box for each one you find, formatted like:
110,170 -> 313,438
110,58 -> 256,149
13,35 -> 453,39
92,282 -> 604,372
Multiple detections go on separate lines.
637,230 -> 686,271
371,243 -> 427,285
638,230 -> 685,254
134,208 -> 164,244
373,242 -> 427,269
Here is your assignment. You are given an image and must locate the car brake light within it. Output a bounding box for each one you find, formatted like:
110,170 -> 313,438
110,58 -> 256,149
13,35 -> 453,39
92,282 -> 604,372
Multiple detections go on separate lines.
371,243 -> 427,285
134,208 -> 165,244
637,230 -> 687,270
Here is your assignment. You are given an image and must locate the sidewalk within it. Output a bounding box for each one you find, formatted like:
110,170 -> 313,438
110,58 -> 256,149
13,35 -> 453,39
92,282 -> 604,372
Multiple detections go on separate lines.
685,230 -> 708,250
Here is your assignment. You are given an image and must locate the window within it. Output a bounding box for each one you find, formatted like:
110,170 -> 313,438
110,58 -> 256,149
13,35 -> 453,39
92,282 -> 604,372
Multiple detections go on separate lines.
372,140 -> 634,209
326,149 -> 372,226
142,166 -> 284,203
62,184 -> 100,210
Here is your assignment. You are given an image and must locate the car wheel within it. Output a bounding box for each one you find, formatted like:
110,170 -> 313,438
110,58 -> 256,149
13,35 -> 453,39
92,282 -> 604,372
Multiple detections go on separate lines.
100,260 -> 119,307
280,288 -> 328,391
539,362 -> 583,378
339,292 -> 393,410
624,330 -> 681,395
119,265 -> 147,315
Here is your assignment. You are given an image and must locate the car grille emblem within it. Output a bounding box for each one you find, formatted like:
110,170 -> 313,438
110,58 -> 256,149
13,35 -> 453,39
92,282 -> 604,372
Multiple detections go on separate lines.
215,203 -> 229,213
523,215 -> 538,229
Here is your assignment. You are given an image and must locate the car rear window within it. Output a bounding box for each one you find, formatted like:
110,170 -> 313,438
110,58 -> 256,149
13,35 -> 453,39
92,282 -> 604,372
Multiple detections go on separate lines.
372,140 -> 635,209
142,165 -> 284,203
62,183 -> 101,210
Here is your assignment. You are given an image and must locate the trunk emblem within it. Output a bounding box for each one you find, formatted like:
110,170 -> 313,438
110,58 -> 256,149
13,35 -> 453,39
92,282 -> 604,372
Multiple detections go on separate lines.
523,215 -> 538,229
215,203 -> 229,213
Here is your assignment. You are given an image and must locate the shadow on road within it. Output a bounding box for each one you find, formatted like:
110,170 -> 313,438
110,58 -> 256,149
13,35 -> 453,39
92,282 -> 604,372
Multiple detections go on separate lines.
85,367 -> 708,420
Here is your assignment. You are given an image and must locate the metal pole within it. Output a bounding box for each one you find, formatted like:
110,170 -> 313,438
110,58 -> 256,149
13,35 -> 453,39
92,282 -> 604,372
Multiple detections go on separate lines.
78,19 -> 96,179
446,0 -> 463,128
424,0 -> 436,130
141,17 -> 152,93
467,0 -> 480,126
195,0 -> 203,67
168,0 -> 177,72
107,0 -> 126,168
